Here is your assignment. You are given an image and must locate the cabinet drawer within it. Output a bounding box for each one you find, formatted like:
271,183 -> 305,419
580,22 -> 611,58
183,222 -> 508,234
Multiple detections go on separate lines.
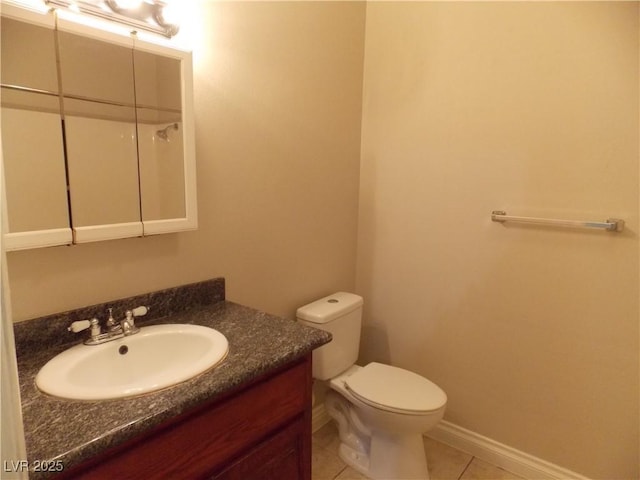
61,357 -> 310,480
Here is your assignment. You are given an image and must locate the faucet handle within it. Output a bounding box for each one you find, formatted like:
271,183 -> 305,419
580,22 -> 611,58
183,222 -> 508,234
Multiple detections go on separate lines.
131,306 -> 149,317
68,319 -> 91,333
68,318 -> 101,338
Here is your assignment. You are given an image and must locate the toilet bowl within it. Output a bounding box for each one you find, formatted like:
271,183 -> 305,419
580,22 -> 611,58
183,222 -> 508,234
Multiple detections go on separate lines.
326,363 -> 446,479
297,293 -> 447,480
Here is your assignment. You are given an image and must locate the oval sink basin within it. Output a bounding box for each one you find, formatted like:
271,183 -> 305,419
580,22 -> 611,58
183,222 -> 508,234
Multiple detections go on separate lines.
36,324 -> 228,400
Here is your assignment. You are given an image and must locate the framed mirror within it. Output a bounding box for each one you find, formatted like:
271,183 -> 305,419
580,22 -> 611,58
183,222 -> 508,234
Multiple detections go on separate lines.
0,8 -> 73,250
1,5 -> 197,250
132,36 -> 196,236
56,22 -> 143,242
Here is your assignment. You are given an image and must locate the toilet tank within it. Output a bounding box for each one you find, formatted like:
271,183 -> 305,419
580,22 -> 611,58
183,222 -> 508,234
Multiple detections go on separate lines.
296,292 -> 363,380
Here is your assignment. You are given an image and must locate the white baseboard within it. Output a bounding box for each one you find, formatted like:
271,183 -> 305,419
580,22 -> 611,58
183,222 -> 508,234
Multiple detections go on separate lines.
427,420 -> 591,480
312,402 -> 332,433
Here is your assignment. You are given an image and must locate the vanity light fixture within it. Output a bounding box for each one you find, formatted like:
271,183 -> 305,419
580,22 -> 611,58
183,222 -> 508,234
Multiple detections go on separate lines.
44,0 -> 179,37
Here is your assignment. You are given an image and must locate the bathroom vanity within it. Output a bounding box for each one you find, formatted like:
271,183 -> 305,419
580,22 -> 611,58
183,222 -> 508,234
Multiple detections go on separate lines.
60,357 -> 311,479
13,279 -> 331,479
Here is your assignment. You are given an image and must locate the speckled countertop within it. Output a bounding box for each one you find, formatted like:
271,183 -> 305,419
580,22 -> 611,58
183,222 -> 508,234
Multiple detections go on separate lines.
13,279 -> 331,479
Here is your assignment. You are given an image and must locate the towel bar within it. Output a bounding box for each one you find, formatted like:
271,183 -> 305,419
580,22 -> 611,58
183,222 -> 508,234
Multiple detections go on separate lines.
491,211 -> 625,233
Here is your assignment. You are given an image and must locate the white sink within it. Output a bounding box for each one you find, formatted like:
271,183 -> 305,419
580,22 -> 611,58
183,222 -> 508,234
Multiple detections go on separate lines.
36,324 -> 228,400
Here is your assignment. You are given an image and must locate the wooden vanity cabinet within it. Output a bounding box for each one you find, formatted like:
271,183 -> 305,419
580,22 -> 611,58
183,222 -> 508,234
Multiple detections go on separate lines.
58,354 -> 312,480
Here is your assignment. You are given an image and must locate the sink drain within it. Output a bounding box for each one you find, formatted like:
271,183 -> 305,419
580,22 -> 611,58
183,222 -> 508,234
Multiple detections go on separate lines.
119,345 -> 129,355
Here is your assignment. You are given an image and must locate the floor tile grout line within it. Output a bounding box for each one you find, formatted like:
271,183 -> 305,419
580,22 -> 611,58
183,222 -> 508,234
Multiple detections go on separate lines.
457,455 -> 475,480
332,465 -> 348,480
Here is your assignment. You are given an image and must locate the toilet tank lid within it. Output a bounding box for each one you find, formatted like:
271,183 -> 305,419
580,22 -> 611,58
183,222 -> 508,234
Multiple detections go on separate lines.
296,292 -> 363,324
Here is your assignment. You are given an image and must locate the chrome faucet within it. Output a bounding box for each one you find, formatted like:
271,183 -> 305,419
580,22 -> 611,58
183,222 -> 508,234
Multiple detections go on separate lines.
68,306 -> 149,345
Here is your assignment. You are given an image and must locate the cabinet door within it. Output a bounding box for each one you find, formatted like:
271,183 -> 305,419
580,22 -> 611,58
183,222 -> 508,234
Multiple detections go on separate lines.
56,26 -> 143,243
213,417 -> 308,480
1,11 -> 73,250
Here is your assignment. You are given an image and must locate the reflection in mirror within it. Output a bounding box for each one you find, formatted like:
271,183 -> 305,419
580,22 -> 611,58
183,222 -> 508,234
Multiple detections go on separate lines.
1,90 -> 70,234
63,102 -> 141,227
134,49 -> 186,222
0,15 -> 71,246
57,30 -> 136,104
1,16 -> 59,92
57,30 -> 142,236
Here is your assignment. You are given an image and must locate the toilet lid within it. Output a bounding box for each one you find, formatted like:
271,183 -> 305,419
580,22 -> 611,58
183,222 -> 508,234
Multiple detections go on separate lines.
345,362 -> 447,414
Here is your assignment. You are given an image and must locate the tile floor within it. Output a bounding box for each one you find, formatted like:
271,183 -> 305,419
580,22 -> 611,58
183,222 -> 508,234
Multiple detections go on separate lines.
312,422 -> 525,480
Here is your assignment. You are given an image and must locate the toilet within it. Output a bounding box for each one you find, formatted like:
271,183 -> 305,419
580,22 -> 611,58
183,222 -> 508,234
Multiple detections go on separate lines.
297,292 -> 447,480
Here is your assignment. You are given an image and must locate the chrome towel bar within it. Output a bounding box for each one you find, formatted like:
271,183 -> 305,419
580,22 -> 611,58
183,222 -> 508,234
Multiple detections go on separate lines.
491,211 -> 625,233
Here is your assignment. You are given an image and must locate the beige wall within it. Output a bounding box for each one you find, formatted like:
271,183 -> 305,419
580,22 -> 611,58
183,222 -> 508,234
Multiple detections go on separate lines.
357,2 -> 638,479
6,1 -> 365,321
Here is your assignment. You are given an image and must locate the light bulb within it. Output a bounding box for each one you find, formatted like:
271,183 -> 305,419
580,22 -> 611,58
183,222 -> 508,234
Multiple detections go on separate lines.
158,1 -> 181,27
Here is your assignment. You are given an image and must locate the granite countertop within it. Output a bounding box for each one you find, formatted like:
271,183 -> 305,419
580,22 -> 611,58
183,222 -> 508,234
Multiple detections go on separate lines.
15,293 -> 331,478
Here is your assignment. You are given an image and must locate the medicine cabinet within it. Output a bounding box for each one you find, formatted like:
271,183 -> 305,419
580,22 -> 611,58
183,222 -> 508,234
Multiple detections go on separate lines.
1,4 -> 197,250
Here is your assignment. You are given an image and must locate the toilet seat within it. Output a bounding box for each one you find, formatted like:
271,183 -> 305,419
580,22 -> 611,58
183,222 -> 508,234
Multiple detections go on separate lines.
344,362 -> 447,415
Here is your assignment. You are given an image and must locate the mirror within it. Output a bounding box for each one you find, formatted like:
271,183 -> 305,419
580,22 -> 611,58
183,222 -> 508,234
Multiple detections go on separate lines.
134,47 -> 186,223
56,27 -> 143,242
0,12 -> 73,250
1,6 -> 197,249
132,36 -> 196,236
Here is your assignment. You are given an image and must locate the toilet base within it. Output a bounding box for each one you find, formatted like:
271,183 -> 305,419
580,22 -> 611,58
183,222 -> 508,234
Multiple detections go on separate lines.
338,442 -> 370,477
326,390 -> 431,480
337,432 -> 430,480
368,431 -> 429,480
